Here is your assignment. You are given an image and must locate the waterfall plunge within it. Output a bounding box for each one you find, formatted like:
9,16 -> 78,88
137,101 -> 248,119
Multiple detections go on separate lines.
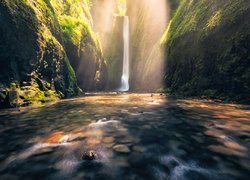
119,16 -> 130,92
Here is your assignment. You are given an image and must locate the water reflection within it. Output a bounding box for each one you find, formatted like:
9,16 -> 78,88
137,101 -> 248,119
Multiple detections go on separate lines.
0,94 -> 249,179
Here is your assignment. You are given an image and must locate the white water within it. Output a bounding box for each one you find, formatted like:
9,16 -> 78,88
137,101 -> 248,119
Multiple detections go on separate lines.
119,16 -> 130,91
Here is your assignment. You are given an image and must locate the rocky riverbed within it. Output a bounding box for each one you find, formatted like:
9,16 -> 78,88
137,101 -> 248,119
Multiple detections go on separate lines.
0,93 -> 249,179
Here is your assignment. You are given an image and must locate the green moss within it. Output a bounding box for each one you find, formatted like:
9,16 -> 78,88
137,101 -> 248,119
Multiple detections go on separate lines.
59,15 -> 85,45
163,0 -> 250,102
1,0 -> 107,107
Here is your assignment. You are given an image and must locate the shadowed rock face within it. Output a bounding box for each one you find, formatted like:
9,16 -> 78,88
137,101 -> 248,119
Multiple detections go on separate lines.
164,0 -> 250,103
0,0 -> 107,107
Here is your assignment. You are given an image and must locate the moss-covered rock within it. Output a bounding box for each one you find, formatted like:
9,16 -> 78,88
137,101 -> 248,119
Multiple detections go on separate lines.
164,0 -> 250,103
0,0 -> 107,108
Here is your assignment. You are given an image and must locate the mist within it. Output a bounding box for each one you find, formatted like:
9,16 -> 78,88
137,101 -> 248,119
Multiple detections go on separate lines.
127,0 -> 170,91
90,0 -> 170,91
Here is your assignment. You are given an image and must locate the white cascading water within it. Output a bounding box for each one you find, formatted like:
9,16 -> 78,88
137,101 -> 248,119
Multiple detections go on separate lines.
119,16 -> 130,92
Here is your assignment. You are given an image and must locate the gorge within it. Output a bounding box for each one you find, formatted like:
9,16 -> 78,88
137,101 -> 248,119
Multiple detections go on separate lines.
0,0 -> 249,179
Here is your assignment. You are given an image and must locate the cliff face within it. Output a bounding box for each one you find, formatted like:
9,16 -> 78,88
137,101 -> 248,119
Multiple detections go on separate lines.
0,0 -> 107,107
90,0 -> 126,90
127,0 -> 169,92
164,0 -> 250,102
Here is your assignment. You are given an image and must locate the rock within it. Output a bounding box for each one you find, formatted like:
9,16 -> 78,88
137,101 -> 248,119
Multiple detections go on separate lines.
173,149 -> 187,157
112,157 -> 130,167
223,141 -> 247,151
87,138 -> 101,146
207,122 -> 215,127
59,135 -> 69,143
68,133 -> 86,142
191,135 -> 204,143
7,90 -> 19,107
142,125 -> 152,129
32,147 -> 55,156
103,137 -> 114,143
208,145 -> 246,157
0,92 -> 6,102
43,131 -> 65,144
104,143 -> 114,148
175,133 -> 183,138
132,145 -> 146,153
113,144 -> 131,153
119,137 -> 134,144
82,151 -> 97,161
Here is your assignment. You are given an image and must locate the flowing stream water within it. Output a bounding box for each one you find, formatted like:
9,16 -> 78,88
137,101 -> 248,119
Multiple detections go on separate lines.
0,93 -> 249,180
119,16 -> 130,92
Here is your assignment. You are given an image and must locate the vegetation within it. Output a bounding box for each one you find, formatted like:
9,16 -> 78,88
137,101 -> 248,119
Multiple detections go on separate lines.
0,0 -> 107,108
163,0 -> 250,103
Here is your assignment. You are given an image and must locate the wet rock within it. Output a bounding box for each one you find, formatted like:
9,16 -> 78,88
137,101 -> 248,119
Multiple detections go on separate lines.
207,122 -> 215,127
223,141 -> 247,151
104,143 -> 114,148
175,133 -> 183,138
87,138 -> 101,146
113,144 -> 131,153
173,149 -> 187,157
0,92 -> 6,101
117,127 -> 128,133
132,145 -> 146,153
103,137 -> 114,143
43,132 -> 65,144
208,145 -> 246,157
7,90 -> 19,107
68,133 -> 86,142
142,125 -> 152,129
196,132 -> 203,136
82,151 -> 97,161
32,147 -> 55,156
113,157 -> 130,167
191,135 -> 204,143
119,137 -> 134,144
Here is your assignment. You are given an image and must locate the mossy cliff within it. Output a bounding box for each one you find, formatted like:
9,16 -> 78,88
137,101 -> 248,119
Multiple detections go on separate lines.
164,0 -> 250,103
90,0 -> 126,90
0,0 -> 107,108
127,0 -> 169,91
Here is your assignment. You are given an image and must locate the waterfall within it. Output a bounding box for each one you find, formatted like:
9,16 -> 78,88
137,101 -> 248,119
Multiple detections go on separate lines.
119,16 -> 130,92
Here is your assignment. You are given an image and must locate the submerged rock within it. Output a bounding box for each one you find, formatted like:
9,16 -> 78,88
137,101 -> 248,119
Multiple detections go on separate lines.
132,145 -> 146,153
113,144 -> 131,153
82,151 -> 97,161
68,133 -> 86,142
103,137 -> 114,143
32,147 -> 55,156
